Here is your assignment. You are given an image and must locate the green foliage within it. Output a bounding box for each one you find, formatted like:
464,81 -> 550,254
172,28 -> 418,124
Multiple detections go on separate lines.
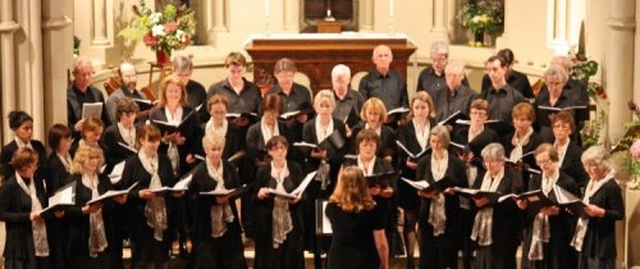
457,0 -> 504,34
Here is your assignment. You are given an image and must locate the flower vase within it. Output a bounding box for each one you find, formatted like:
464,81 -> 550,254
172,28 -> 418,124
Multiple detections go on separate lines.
155,50 -> 171,64
474,31 -> 485,47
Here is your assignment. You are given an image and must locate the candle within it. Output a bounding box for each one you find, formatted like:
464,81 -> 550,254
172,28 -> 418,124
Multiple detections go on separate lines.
390,0 -> 394,17
266,0 -> 270,18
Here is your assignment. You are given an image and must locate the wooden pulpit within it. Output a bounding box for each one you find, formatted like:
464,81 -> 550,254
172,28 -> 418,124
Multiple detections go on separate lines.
244,33 -> 417,95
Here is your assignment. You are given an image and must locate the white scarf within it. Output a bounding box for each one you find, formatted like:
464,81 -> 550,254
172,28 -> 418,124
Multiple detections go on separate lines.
471,168 -> 505,246
138,151 -> 168,241
315,117 -> 334,144
510,127 -> 534,162
206,157 -> 234,238
413,119 -> 431,150
261,119 -> 280,146
364,123 -> 382,137
164,106 -> 184,125
428,151 -> 448,236
571,171 -> 615,252
165,106 -> 183,174
271,161 -> 293,248
205,118 -> 229,138
528,169 -> 558,261
57,152 -> 73,173
16,173 -> 49,257
82,173 -> 108,257
117,122 -> 136,146
357,155 -> 377,176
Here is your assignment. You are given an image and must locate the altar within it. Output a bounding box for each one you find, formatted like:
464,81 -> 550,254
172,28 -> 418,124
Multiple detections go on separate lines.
244,33 -> 417,94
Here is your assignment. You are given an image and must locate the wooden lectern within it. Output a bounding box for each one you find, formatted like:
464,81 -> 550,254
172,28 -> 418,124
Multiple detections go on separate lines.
245,33 -> 417,95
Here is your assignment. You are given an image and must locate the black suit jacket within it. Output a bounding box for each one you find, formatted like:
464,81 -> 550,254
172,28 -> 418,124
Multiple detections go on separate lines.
67,84 -> 112,138
433,85 -> 477,124
149,106 -> 201,176
559,141 -> 589,189
581,178 -> 624,259
102,124 -> 138,176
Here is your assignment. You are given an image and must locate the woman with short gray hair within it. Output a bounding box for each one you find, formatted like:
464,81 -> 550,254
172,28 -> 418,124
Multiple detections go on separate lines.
416,125 -> 467,269
571,145 -> 623,269
470,142 -> 523,269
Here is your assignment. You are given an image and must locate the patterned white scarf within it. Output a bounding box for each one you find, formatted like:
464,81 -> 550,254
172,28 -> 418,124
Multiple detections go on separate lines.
271,162 -> 293,248
471,168 -> 504,246
165,107 -> 183,175
16,173 -> 49,257
15,138 -> 33,150
117,122 -> 136,146
82,173 -> 108,257
413,119 -> 431,150
528,169 -> 558,261
57,152 -> 73,173
510,127 -> 534,162
139,151 -> 168,241
428,151 -> 448,236
205,118 -> 228,138
206,157 -> 234,238
261,119 -> 280,146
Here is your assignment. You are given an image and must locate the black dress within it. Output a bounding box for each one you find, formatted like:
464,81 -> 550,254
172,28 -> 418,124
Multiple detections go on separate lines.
0,140 -> 47,181
396,119 -> 436,210
325,202 -> 384,269
65,174 -> 116,269
576,178 -> 624,269
251,161 -> 305,269
558,140 -> 589,190
521,172 -> 579,269
416,153 -> 467,269
149,106 -> 201,177
0,175 -> 50,269
45,153 -> 73,269
187,161 -> 246,269
472,168 -> 524,269
120,153 -> 177,266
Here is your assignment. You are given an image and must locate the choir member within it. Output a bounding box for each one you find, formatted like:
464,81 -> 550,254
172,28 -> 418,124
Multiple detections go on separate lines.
102,97 -> 139,175
45,124 -> 75,269
471,143 -> 523,269
452,99 -> 500,269
67,56 -> 112,139
395,91 -> 436,268
244,94 -> 288,238
517,143 -> 579,269
0,111 -> 47,181
149,74 -> 200,177
416,41 -> 470,98
432,61 -> 477,130
416,126 -> 467,269
351,129 -> 397,259
481,48 -> 534,98
359,44 -> 409,111
0,147 -> 60,269
551,111 -> 589,189
69,116 -> 106,158
479,55 -> 525,123
172,55 -> 207,113
502,102 -> 543,189
106,62 -> 151,124
330,64 -> 364,134
253,136 -> 305,269
535,65 -> 586,141
121,124 -> 179,269
571,146 -> 624,269
65,144 -> 127,268
326,166 -> 389,269
207,52 -> 262,128
300,89 -> 348,267
350,97 -> 397,163
187,134 -> 246,269
202,94 -> 243,160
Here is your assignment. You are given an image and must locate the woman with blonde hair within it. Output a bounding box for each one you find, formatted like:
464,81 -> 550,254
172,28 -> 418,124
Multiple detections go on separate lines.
350,97 -> 397,163
65,144 -> 127,268
326,166 -> 389,269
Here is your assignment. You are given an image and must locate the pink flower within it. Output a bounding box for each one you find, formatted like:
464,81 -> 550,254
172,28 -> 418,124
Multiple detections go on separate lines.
164,22 -> 178,32
631,140 -> 640,158
143,33 -> 156,46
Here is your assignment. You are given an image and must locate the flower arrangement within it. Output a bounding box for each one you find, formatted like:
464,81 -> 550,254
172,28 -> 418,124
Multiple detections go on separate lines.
73,35 -> 81,56
118,0 -> 196,57
457,0 -> 504,34
626,139 -> 640,190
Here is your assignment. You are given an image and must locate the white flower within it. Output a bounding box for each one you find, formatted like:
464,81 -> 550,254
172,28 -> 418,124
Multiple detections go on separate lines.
150,12 -> 162,24
472,15 -> 481,23
176,29 -> 186,42
151,24 -> 165,37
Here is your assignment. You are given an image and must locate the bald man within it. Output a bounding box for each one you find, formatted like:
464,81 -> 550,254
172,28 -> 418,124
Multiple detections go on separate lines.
358,44 -> 408,112
106,62 -> 150,123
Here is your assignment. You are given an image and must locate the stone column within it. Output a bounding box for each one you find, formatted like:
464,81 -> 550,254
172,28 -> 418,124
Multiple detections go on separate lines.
0,0 -> 19,143
550,0 -> 570,54
42,0 -> 73,137
212,0 -> 227,32
429,0 -> 448,41
283,0 -> 297,32
359,0 -> 373,32
605,0 -> 636,143
27,0 -> 45,140
92,0 -> 109,46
